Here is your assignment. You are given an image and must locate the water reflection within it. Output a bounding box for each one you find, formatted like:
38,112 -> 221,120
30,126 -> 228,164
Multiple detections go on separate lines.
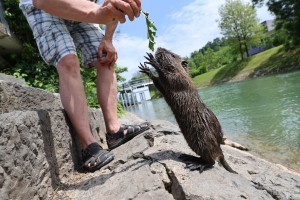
126,98 -> 176,123
125,71 -> 300,172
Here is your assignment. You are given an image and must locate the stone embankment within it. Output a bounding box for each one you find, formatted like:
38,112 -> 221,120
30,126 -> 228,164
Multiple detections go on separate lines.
0,74 -> 299,200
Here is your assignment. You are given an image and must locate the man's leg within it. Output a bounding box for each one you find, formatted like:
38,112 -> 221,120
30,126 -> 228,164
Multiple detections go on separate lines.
57,54 -> 114,172
93,61 -> 150,150
92,62 -> 120,134
56,54 -> 96,150
74,22 -> 149,150
56,54 -> 114,172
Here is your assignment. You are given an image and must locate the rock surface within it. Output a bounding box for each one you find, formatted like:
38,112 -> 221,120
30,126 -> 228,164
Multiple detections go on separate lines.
0,81 -> 63,114
1,74 -> 300,200
0,73 -> 25,85
55,119 -> 300,200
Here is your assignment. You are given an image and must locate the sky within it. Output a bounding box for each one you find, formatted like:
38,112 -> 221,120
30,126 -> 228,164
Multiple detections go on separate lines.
113,0 -> 274,81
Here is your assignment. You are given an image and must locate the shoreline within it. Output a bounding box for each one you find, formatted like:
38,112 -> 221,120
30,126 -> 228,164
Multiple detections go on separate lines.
193,45 -> 300,88
249,148 -> 300,174
197,63 -> 300,89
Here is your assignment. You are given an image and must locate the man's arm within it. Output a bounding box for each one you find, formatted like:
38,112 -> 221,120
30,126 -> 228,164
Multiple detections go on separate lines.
103,22 -> 118,41
32,0 -> 141,24
98,22 -> 118,68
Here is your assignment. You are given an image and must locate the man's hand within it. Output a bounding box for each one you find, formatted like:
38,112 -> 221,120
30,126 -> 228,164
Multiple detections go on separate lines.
98,39 -> 118,69
99,0 -> 141,24
97,22 -> 118,68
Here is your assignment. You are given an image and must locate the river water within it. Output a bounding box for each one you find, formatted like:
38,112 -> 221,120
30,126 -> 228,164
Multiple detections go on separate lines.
126,71 -> 300,172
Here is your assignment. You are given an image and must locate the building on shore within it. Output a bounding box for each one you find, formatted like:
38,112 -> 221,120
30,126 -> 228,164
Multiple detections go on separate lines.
247,19 -> 275,57
118,79 -> 153,108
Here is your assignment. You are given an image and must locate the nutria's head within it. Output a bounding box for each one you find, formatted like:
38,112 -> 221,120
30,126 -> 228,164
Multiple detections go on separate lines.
153,47 -> 193,90
155,47 -> 189,75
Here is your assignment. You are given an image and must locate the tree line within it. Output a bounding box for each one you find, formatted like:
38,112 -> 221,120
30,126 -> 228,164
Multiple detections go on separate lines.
252,0 -> 300,47
187,0 -> 297,78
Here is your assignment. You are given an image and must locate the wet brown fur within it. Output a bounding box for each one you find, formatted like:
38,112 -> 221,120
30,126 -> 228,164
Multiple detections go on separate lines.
139,47 -> 237,173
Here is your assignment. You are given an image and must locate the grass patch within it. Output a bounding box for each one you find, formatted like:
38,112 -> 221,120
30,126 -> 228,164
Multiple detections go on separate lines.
240,45 -> 283,73
193,45 -> 300,88
251,45 -> 300,74
193,67 -> 224,88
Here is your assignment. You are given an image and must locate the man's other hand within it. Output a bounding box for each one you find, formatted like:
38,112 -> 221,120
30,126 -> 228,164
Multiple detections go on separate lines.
98,39 -> 118,68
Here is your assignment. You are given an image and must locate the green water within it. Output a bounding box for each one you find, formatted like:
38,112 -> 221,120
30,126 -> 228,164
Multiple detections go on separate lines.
126,71 -> 300,172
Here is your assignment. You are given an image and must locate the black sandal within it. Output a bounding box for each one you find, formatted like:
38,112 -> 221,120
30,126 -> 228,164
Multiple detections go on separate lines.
82,143 -> 114,172
106,122 -> 150,150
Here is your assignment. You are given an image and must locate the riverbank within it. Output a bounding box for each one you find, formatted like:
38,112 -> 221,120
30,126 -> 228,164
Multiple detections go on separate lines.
193,45 -> 300,88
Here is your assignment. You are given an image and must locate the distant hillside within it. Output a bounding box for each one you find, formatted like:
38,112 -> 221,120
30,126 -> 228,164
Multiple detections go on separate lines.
193,45 -> 300,88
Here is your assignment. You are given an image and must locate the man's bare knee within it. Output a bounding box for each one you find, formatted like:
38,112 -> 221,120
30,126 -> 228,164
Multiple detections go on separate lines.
57,54 -> 80,78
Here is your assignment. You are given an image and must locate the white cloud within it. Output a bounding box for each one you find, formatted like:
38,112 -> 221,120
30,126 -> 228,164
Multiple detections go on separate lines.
160,0 -> 224,57
115,0 -> 274,81
114,34 -> 148,80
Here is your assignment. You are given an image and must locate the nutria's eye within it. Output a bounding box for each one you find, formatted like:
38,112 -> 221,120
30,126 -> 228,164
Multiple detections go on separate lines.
181,61 -> 189,68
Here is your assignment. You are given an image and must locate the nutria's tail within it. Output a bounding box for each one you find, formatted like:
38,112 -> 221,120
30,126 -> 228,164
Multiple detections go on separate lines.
219,155 -> 238,174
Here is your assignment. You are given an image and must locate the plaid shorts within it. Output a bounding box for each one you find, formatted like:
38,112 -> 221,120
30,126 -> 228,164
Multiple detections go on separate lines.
20,4 -> 104,67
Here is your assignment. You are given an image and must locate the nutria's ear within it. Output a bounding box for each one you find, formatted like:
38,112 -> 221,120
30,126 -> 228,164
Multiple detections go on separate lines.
181,61 -> 189,69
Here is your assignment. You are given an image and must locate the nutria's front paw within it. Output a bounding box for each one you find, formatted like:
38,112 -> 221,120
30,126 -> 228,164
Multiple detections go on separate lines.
139,62 -> 152,77
144,53 -> 160,69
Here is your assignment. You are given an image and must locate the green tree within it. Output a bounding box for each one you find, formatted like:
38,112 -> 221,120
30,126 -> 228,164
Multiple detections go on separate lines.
188,38 -> 238,77
187,59 -> 199,78
2,0 -> 59,92
130,71 -> 149,82
252,0 -> 300,47
191,51 -> 204,68
202,48 -> 216,70
201,38 -> 227,52
3,0 -> 35,45
218,0 -> 264,59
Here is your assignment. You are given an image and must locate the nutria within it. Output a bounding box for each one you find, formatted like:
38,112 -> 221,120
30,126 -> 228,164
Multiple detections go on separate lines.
139,47 -> 237,173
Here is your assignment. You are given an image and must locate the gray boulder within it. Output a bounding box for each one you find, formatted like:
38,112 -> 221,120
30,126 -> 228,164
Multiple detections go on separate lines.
0,73 -> 25,85
0,108 -> 107,200
0,81 -> 63,114
0,76 -> 107,199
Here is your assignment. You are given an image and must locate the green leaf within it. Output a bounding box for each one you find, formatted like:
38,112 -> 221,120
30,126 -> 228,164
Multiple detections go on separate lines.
141,10 -> 157,51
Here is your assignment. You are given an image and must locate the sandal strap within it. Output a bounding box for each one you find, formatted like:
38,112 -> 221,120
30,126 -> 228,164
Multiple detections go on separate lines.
82,142 -> 103,158
107,124 -> 145,140
106,123 -> 149,141
106,122 -> 150,150
127,125 -> 141,134
82,142 -> 114,172
106,124 -> 127,140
